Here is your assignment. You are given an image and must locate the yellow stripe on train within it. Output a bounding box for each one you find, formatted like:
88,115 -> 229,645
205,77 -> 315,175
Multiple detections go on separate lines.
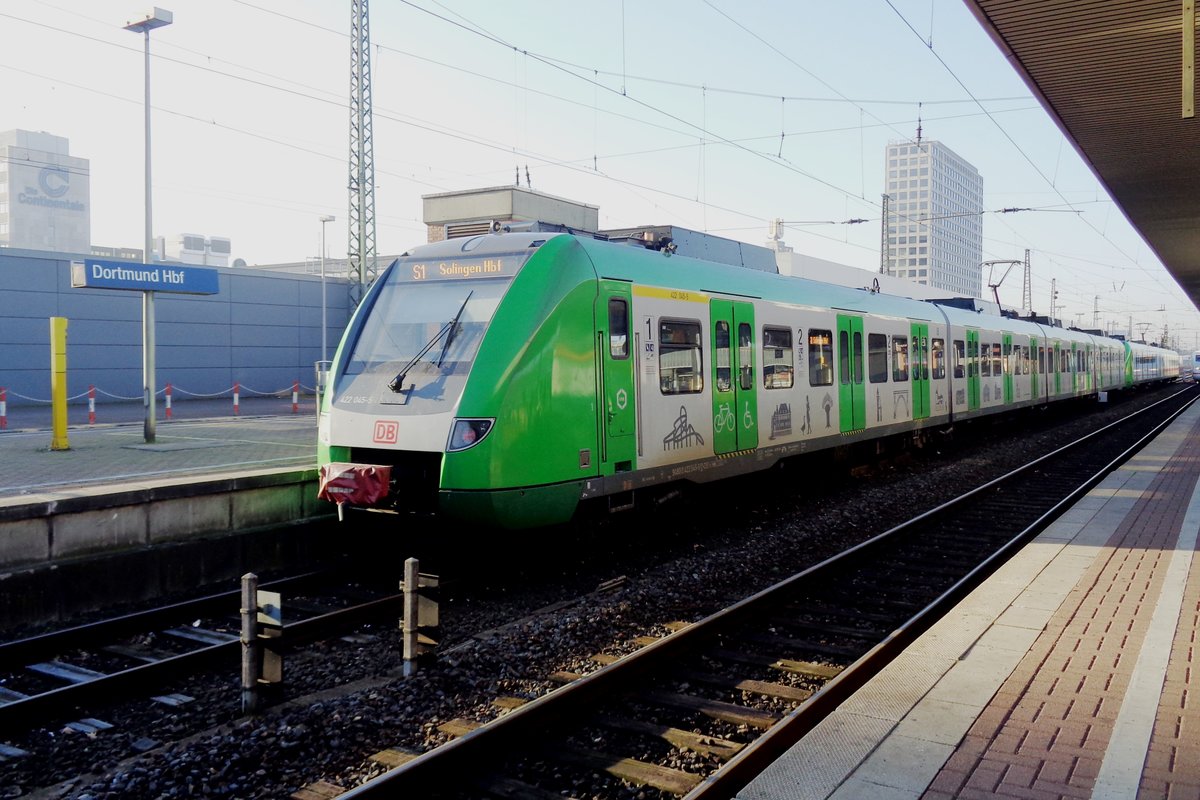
632,285 -> 709,303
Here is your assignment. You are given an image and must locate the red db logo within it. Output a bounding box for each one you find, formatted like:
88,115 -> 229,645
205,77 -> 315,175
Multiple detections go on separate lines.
373,420 -> 398,444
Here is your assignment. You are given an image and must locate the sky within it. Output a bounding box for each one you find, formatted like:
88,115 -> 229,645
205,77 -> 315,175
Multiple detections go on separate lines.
3,0 -> 1198,350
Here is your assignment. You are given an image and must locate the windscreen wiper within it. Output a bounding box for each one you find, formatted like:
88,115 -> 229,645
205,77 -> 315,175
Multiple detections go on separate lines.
386,291 -> 473,393
436,291 -> 473,368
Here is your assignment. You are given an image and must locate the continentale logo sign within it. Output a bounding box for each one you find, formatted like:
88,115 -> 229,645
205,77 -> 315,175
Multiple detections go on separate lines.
19,165 -> 84,211
38,166 -> 70,198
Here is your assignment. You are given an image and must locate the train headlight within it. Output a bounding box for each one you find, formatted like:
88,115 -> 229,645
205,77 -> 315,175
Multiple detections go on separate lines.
447,418 -> 494,452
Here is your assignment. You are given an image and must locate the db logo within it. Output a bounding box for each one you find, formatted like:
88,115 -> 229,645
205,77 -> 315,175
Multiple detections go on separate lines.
372,420 -> 399,444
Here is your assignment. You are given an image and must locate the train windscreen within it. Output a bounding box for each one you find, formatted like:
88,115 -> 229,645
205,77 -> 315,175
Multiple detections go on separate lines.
343,251 -> 529,376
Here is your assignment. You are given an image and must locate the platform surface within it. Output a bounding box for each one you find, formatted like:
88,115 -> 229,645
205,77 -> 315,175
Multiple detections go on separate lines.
739,400 -> 1200,800
0,396 -> 317,502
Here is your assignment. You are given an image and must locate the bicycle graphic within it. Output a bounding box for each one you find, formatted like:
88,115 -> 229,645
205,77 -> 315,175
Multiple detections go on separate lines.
714,403 -> 735,433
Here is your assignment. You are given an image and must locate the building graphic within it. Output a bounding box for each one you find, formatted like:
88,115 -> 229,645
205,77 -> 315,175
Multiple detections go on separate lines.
0,129 -> 90,254
884,139 -> 983,297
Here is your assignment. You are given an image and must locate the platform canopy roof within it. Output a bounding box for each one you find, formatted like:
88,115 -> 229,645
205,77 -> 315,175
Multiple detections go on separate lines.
964,0 -> 1200,306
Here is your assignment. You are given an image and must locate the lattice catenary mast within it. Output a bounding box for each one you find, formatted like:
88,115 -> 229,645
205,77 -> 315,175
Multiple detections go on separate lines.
348,0 -> 378,295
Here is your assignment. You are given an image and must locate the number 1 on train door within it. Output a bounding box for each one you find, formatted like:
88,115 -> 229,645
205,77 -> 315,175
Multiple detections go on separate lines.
836,314 -> 865,432
597,281 -> 635,472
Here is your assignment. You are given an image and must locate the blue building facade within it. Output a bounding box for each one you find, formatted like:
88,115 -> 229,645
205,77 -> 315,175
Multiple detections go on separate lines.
0,248 -> 352,406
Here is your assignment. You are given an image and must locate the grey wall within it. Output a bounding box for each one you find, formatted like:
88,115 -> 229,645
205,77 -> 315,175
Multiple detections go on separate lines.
0,248 -> 352,406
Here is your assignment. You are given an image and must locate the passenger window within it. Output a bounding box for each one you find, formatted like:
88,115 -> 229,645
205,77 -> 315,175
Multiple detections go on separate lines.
809,329 -> 833,386
853,332 -> 864,385
892,336 -> 909,382
968,340 -> 979,378
762,326 -> 794,389
868,333 -> 888,383
1022,346 -> 1031,375
981,342 -> 991,377
738,323 -> 754,390
992,343 -> 1002,376
608,298 -> 628,359
953,339 -> 965,378
839,330 -> 851,385
659,319 -> 703,395
715,321 -> 731,392
931,338 -> 946,380
1038,347 -> 1046,373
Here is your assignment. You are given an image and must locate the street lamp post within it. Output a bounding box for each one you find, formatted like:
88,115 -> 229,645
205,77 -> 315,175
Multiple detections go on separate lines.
124,7 -> 173,444
319,215 -> 335,363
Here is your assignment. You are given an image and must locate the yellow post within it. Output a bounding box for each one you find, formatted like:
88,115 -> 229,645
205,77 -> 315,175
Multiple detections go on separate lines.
50,316 -> 69,451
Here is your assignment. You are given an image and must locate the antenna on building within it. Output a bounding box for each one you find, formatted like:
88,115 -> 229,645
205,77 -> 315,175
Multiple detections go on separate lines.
915,102 -> 923,147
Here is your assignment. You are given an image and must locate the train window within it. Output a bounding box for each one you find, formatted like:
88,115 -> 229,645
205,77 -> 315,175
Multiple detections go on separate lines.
839,330 -> 850,385
809,329 -> 834,386
892,336 -> 909,382
1038,347 -> 1046,373
608,299 -> 629,359
1061,349 -> 1070,373
739,323 -> 754,390
868,333 -> 888,383
953,339 -> 965,378
992,343 -> 1003,376
715,321 -> 732,392
762,327 -> 794,389
968,340 -> 979,378
931,338 -> 946,379
1022,346 -> 1031,374
853,332 -> 864,385
981,342 -> 991,377
659,319 -> 703,395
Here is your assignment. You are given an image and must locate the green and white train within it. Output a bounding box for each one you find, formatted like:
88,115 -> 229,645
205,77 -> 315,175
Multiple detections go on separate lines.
317,231 -> 1179,528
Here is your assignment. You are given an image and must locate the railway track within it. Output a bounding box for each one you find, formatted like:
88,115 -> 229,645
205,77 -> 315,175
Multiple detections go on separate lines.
333,385 -> 1198,799
0,569 -> 406,733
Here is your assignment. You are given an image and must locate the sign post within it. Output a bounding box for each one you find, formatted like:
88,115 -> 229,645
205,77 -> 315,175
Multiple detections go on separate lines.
72,258 -> 219,442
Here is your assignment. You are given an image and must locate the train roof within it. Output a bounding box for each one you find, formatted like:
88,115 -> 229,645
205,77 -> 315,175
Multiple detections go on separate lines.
397,234 -> 1168,354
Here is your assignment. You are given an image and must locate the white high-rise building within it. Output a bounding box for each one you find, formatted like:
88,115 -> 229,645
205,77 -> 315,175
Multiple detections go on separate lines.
884,140 -> 983,297
0,130 -> 90,254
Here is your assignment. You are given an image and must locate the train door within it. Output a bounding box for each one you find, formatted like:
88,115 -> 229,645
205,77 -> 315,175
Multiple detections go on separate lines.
836,314 -> 866,432
1030,336 -> 1039,400
596,281 -> 636,472
1071,343 -> 1079,393
966,329 -> 980,410
911,322 -> 929,420
1002,334 -> 1014,404
710,299 -> 758,453
1054,342 -> 1062,395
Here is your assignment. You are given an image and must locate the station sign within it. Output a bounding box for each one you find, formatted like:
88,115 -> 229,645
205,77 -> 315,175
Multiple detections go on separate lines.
71,258 -> 220,295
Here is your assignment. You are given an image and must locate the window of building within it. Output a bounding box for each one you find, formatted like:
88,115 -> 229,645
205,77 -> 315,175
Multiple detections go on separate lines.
659,319 -> 703,394
809,329 -> 833,386
762,326 -> 793,389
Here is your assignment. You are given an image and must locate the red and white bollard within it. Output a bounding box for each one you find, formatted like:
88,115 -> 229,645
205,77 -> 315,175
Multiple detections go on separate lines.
88,385 -> 96,425
233,382 -> 240,415
165,383 -> 173,420
292,380 -> 299,414
0,387 -> 6,430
